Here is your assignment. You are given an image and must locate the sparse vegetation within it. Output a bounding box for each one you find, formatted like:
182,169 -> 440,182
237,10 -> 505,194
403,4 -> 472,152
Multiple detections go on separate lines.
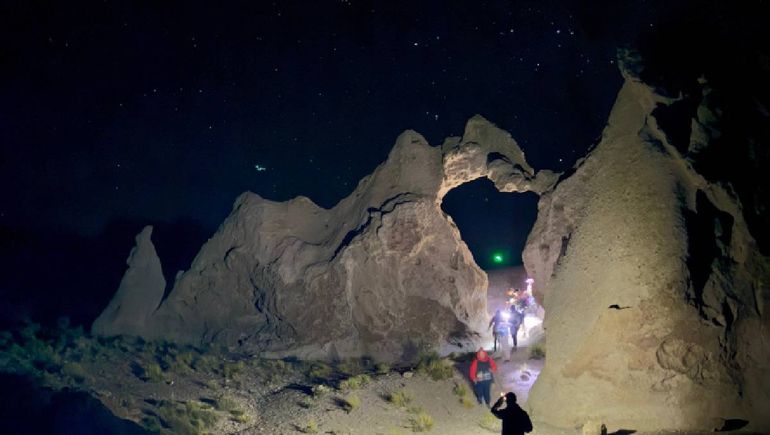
192,354 -> 221,374
416,351 -> 454,381
154,400 -> 218,435
409,411 -> 435,432
223,360 -> 246,379
480,413 -> 501,432
529,343 -> 546,360
300,420 -> 320,433
339,373 -> 371,390
307,361 -> 333,382
387,389 -> 412,407
213,394 -> 239,413
452,382 -> 467,397
341,393 -> 361,413
230,410 -> 250,424
61,361 -> 87,383
311,383 -> 332,397
375,362 -> 391,374
138,361 -> 164,382
461,396 -> 476,408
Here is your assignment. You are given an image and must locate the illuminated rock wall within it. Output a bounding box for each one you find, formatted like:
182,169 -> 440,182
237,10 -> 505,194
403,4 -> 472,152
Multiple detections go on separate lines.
93,116 -> 556,363
523,63 -> 770,431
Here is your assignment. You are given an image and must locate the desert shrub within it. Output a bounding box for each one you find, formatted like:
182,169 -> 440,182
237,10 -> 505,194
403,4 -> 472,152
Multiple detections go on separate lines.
308,361 -> 333,381
61,362 -> 87,383
452,382 -> 467,397
461,396 -> 476,409
335,360 -> 355,376
174,351 -> 195,370
341,394 -> 361,413
192,354 -> 221,374
299,395 -> 317,409
375,362 -> 390,375
139,361 -> 164,382
156,401 -> 218,435
387,389 -> 412,408
300,420 -> 320,433
409,411 -> 434,432
141,415 -> 163,433
214,395 -> 239,412
231,411 -> 250,424
338,374 -> 371,391
416,351 -> 453,381
223,361 -> 246,379
529,344 -> 546,360
311,383 -> 332,397
256,358 -> 293,382
479,413 -> 501,432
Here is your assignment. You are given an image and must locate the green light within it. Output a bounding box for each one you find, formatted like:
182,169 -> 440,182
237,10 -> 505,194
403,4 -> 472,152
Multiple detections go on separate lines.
492,253 -> 504,264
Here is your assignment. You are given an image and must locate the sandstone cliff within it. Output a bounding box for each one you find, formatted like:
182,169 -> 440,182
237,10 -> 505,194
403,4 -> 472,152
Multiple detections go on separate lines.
92,226 -> 165,337
94,117 -> 554,363
523,54 -> 770,432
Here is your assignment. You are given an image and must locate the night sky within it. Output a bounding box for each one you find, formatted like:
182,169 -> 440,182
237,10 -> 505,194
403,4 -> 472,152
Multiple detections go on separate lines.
0,0 -> 722,324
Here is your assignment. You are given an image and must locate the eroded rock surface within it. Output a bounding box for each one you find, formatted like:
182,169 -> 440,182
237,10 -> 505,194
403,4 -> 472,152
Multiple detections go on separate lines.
94,116 -> 552,363
92,226 -> 165,337
523,57 -> 770,432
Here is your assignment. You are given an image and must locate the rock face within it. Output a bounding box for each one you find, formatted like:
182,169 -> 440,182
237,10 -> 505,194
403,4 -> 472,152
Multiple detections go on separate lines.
523,58 -> 770,431
94,116 -> 554,363
92,226 -> 165,337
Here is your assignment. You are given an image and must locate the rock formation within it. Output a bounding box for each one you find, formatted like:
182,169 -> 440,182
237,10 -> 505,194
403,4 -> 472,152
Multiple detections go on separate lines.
523,53 -> 770,432
93,116 -> 555,363
93,51 -> 769,432
92,226 -> 165,337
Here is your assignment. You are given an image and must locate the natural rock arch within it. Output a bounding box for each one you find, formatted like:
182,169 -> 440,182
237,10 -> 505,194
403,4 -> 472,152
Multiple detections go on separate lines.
94,63 -> 770,432
94,115 -> 557,363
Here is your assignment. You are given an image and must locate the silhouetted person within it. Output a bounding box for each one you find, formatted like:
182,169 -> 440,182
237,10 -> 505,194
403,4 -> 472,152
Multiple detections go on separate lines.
489,309 -> 511,355
509,306 -> 524,348
491,392 -> 533,435
469,348 -> 497,406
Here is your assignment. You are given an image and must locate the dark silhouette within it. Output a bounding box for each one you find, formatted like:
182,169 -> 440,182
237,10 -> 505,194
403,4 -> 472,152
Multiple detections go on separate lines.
508,306 -> 524,347
469,348 -> 497,406
491,392 -> 533,435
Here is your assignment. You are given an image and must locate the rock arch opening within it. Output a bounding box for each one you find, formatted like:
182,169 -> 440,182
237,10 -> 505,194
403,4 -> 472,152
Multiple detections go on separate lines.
441,176 -> 545,402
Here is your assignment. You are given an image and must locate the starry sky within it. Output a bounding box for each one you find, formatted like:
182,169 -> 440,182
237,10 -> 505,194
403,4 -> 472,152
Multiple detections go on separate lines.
0,0 -> 706,300
0,1 -> 665,219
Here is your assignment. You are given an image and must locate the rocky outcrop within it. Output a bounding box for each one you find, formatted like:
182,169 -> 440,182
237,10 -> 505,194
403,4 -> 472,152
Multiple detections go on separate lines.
523,56 -> 770,432
94,116 -> 554,363
91,226 -> 165,337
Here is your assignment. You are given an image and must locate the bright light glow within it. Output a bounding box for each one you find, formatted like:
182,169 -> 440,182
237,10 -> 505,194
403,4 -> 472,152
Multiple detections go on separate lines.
492,253 -> 504,263
525,278 -> 534,284
500,310 -> 511,320
523,314 -> 542,332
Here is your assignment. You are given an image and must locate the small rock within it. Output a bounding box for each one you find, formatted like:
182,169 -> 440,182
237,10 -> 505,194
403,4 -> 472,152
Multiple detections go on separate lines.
402,371 -> 414,379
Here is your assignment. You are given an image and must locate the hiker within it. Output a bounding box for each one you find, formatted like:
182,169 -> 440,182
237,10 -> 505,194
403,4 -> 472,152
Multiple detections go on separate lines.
469,348 -> 497,406
509,306 -> 524,348
488,309 -> 511,354
491,392 -> 533,435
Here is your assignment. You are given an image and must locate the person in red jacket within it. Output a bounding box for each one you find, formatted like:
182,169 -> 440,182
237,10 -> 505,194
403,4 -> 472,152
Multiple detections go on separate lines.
469,348 -> 497,406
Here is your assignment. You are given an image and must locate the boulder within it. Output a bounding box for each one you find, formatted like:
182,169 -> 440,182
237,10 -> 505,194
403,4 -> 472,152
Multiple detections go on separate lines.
94,117 -> 552,363
91,226 -> 165,337
523,56 -> 770,431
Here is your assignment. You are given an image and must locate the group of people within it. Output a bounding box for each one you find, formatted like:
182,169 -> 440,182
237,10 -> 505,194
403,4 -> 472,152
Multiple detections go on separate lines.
469,347 -> 533,434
